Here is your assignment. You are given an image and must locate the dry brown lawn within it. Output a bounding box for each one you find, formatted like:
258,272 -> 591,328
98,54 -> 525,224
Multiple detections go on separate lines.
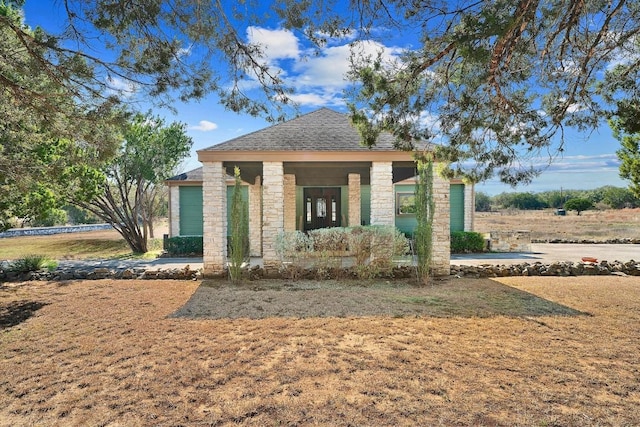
2,277 -> 640,426
475,208 -> 640,241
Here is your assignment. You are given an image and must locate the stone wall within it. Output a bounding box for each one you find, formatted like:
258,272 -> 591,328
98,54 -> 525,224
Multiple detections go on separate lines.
0,224 -> 112,238
169,186 -> 180,237
202,162 -> 227,276
348,173 -> 361,227
464,183 -> 474,231
248,176 -> 262,257
283,174 -> 296,231
490,230 -> 531,252
5,259 -> 637,283
430,169 -> 451,276
262,162 -> 285,274
370,162 -> 394,225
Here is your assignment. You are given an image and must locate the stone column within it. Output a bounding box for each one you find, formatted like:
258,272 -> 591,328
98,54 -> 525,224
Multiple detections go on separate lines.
283,174 -> 296,231
464,183 -> 475,231
248,176 -> 262,257
202,162 -> 227,277
370,162 -> 394,225
262,162 -> 284,274
431,167 -> 451,276
348,173 -> 361,227
169,186 -> 180,237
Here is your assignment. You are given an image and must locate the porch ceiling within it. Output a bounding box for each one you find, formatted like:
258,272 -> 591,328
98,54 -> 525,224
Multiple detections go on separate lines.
222,161 -> 418,186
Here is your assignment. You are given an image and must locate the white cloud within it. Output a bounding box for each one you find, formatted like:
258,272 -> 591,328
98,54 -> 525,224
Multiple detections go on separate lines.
247,27 -> 300,61
190,120 -> 218,131
288,92 -> 345,107
105,76 -> 138,98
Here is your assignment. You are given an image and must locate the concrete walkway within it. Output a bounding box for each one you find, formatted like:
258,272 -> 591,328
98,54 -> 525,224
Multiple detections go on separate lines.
452,243 -> 639,266
53,243 -> 638,271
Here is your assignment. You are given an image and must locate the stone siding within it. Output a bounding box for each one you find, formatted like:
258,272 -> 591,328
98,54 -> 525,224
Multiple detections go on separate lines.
348,173 -> 361,227
464,183 -> 474,231
202,162 -> 227,276
248,176 -> 262,257
431,169 -> 451,276
370,162 -> 394,226
490,230 -> 531,252
169,186 -> 180,237
284,174 -> 296,231
262,162 -> 285,273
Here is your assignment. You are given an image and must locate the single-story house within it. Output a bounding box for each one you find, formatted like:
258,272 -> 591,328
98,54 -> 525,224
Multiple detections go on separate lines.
166,108 -> 474,276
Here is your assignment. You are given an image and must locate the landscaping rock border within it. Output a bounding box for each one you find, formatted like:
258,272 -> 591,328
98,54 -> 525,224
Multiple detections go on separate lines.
1,260 -> 639,282
451,260 -> 640,278
1,265 -> 202,282
532,238 -> 640,244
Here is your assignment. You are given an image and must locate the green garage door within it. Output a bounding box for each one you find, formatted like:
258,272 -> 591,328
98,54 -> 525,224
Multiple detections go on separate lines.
179,186 -> 203,235
450,184 -> 465,232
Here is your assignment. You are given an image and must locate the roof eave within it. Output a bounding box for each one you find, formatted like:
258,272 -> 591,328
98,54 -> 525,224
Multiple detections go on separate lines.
197,149 -> 418,163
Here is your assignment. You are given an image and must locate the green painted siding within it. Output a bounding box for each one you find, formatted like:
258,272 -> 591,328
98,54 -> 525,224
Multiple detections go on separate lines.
179,186 -> 203,235
450,184 -> 465,232
394,184 -> 416,235
360,185 -> 371,225
393,183 -> 466,234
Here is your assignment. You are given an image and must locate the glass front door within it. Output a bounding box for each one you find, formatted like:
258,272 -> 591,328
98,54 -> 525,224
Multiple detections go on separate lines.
303,188 -> 341,231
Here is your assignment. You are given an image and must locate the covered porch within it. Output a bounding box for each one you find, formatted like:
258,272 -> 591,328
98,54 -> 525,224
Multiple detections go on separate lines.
198,154 -> 452,277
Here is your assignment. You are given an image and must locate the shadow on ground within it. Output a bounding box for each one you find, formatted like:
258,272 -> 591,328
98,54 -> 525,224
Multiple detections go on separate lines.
171,278 -> 590,320
0,300 -> 49,329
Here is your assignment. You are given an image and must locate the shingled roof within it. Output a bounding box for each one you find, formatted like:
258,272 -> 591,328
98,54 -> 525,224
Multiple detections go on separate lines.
200,108 -> 398,152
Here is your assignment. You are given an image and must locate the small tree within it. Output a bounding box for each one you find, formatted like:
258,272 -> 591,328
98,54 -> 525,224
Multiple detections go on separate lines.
475,192 -> 492,212
228,167 -> 249,281
414,154 -> 435,284
68,112 -> 192,253
564,198 -> 592,216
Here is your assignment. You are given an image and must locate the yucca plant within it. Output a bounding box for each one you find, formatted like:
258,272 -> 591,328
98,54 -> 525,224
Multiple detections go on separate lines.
8,255 -> 58,273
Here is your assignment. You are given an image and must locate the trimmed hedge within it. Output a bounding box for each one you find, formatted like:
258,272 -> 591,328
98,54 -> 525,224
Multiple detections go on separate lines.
450,231 -> 485,253
163,235 -> 203,256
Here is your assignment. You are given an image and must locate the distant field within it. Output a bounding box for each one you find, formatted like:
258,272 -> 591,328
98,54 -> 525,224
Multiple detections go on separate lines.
475,208 -> 640,241
0,223 -> 168,260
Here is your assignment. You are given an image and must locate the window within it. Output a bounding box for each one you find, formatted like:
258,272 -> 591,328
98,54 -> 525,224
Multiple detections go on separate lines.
396,192 -> 416,215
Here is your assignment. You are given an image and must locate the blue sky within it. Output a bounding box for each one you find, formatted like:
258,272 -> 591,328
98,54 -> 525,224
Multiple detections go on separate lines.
22,1 -> 629,196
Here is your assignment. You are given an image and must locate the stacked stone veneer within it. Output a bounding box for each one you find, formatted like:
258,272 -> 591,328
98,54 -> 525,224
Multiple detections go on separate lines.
464,183 -> 474,231
348,173 -> 361,227
202,162 -> 227,276
248,176 -> 262,257
169,186 -> 180,237
490,230 -> 531,252
431,169 -> 451,276
284,174 -> 296,231
370,162 -> 394,225
262,162 -> 285,273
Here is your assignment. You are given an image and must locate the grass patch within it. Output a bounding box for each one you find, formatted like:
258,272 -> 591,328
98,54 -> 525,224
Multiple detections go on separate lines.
173,278 -> 587,319
1,277 -> 638,426
0,229 -> 164,260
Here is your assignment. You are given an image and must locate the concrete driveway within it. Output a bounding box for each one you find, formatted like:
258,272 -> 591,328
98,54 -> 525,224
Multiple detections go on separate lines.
452,243 -> 639,266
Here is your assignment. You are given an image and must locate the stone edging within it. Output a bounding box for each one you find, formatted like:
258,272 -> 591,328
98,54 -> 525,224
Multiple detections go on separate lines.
0,224 -> 112,238
1,266 -> 202,282
451,260 -> 640,278
532,238 -> 640,244
2,259 -> 639,282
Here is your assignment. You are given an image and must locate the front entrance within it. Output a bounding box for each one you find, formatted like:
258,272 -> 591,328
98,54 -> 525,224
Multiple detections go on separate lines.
303,188 -> 341,231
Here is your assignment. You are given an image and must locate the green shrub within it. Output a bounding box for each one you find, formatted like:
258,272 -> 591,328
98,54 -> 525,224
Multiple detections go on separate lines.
450,231 -> 485,253
8,255 -> 58,273
308,227 -> 350,252
163,236 -> 203,256
276,226 -> 409,279
31,208 -> 67,227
